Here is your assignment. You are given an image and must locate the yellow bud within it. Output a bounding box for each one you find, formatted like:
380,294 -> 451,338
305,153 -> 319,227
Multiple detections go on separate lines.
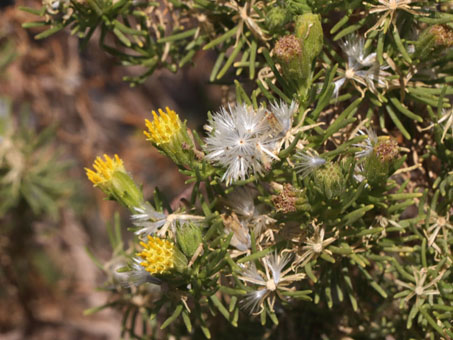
85,154 -> 143,209
144,107 -> 182,145
85,154 -> 125,187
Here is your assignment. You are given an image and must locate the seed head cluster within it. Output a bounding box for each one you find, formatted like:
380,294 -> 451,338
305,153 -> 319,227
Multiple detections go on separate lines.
204,103 -> 286,185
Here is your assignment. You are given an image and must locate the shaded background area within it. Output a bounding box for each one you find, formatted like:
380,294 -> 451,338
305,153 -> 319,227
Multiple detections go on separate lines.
0,1 -> 223,338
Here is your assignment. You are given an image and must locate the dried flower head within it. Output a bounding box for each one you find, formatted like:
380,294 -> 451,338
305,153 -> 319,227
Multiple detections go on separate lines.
374,137 -> 399,162
430,25 -> 453,47
274,35 -> 302,63
365,0 -> 427,36
395,267 -> 445,308
334,34 -> 389,97
424,210 -> 452,253
144,107 -> 182,145
239,252 -> 305,314
291,221 -> 336,269
272,184 -> 298,213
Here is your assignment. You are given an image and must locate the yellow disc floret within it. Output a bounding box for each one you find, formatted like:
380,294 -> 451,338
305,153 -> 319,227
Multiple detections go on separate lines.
144,107 -> 182,145
85,154 -> 125,186
137,235 -> 175,275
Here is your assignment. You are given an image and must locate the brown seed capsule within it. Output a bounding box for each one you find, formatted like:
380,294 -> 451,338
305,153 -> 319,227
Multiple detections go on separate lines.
430,25 -> 453,47
274,35 -> 303,64
272,184 -> 298,213
374,137 -> 399,163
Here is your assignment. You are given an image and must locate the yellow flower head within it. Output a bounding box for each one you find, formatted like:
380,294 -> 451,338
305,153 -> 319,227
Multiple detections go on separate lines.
138,235 -> 175,275
85,154 -> 125,186
144,107 -> 182,145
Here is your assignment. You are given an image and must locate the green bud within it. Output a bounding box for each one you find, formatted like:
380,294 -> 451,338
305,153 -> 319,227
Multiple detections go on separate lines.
313,162 -> 345,199
110,171 -> 144,210
173,246 -> 189,273
176,223 -> 203,257
274,14 -> 323,102
267,7 -> 290,31
286,0 -> 312,15
295,13 -> 323,63
364,137 -> 399,186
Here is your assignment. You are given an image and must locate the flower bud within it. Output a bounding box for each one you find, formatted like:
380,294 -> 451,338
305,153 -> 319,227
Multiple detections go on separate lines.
273,34 -> 312,101
110,171 -> 144,210
274,14 -> 323,101
295,13 -> 323,63
266,7 -> 290,32
274,35 -> 307,80
85,154 -> 143,209
313,162 -> 345,199
144,107 -> 195,166
363,137 -> 399,186
176,223 -> 203,257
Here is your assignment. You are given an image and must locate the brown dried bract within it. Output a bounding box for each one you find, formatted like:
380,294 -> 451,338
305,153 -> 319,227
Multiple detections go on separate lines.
272,184 -> 298,213
430,25 -> 453,47
374,137 -> 399,162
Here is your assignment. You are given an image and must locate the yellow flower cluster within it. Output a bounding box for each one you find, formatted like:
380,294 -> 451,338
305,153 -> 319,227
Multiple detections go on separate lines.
144,107 -> 182,145
85,154 -> 125,186
138,235 -> 175,275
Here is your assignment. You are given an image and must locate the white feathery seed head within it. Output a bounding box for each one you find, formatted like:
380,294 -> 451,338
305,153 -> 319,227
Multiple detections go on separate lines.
132,202 -> 204,237
267,100 -> 298,137
126,257 -> 161,287
353,127 -> 378,158
264,252 -> 292,285
242,289 -> 268,314
340,34 -> 376,68
204,104 -> 277,185
131,203 -> 167,236
294,150 -> 326,178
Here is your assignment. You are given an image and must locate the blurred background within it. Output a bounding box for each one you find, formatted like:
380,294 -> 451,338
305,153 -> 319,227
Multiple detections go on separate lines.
0,1 -> 223,338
